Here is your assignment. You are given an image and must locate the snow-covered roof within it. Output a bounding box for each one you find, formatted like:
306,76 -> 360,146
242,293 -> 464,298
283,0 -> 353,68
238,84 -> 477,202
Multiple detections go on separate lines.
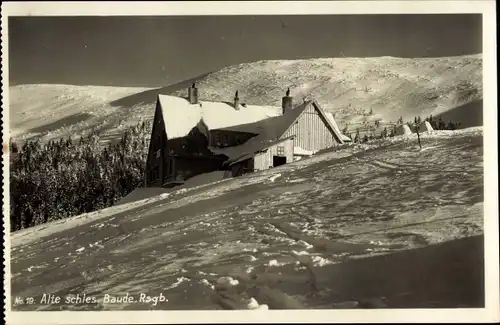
395,124 -> 413,136
224,136 -> 296,166
418,120 -> 434,132
294,147 -> 315,156
157,95 -> 281,140
325,112 -> 352,142
210,100 -> 345,163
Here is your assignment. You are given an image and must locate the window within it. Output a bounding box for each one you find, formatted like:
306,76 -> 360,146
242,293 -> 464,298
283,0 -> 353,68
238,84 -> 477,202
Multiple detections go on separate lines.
222,134 -> 229,146
214,132 -> 221,146
277,145 -> 285,156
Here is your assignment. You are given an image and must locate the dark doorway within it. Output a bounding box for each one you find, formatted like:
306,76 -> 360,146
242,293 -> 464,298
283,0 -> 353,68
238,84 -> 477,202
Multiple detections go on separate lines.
273,156 -> 287,167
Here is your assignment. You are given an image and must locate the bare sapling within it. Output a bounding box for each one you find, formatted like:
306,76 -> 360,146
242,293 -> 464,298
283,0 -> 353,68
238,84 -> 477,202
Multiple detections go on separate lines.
414,116 -> 422,149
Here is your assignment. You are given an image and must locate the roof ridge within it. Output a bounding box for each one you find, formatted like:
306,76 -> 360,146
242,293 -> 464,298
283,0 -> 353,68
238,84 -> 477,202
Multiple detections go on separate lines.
158,93 -> 283,108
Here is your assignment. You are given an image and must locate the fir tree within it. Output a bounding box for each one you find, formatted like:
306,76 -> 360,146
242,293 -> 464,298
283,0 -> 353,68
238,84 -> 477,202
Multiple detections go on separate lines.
354,129 -> 361,143
438,117 -> 445,130
381,127 -> 388,138
9,121 -> 152,232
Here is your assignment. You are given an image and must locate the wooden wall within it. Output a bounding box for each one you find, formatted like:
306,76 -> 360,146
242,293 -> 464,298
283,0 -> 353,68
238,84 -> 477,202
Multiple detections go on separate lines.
254,138 -> 294,171
231,158 -> 255,177
281,103 -> 338,152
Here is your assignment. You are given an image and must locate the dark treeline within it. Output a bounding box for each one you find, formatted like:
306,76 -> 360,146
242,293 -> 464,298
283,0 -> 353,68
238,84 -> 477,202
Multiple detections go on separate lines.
9,121 -> 152,232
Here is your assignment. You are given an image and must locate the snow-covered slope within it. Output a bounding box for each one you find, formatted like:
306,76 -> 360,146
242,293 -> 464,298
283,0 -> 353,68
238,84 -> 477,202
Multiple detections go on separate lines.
8,54 -> 482,145
173,54 -> 482,124
10,130 -> 484,310
9,84 -> 153,145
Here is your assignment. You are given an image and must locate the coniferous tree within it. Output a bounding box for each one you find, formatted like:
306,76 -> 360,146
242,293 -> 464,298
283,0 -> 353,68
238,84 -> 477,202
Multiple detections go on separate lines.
9,138 -> 19,153
381,127 -> 388,139
354,129 -> 361,143
447,121 -> 456,130
9,120 -> 153,232
438,117 -> 445,130
389,125 -> 396,137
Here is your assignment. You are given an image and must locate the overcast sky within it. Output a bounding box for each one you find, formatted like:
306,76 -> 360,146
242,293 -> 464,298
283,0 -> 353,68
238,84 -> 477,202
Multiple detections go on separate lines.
9,14 -> 482,87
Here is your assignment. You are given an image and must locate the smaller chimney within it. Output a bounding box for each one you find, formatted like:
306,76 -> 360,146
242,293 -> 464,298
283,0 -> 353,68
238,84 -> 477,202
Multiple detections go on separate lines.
233,90 -> 240,110
188,82 -> 199,104
282,88 -> 293,114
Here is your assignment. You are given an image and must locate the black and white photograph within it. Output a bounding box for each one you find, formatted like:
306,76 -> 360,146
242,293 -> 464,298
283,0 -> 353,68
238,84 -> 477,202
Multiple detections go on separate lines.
2,1 -> 498,324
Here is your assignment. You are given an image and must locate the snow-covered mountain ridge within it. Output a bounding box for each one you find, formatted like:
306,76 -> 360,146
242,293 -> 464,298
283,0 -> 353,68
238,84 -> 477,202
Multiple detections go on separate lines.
9,54 -> 482,145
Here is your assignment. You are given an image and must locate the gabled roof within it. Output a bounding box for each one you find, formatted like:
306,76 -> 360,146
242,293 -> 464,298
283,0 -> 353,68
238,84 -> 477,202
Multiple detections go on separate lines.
210,100 -> 345,163
298,99 -> 345,144
227,136 -> 296,166
215,100 -> 311,139
157,94 -> 281,140
209,101 -> 310,163
325,112 -> 352,142
156,94 -> 347,164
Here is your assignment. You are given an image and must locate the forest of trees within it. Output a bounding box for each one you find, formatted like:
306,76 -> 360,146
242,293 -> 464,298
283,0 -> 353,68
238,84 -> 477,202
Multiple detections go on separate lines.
9,121 -> 152,232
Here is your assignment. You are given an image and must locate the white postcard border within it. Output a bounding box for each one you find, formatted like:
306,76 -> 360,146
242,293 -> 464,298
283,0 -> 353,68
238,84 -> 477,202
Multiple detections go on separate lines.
2,1 -> 498,324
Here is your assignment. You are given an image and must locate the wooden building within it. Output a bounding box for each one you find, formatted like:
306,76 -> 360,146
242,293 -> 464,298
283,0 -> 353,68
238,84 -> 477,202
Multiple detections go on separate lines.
144,84 -> 348,188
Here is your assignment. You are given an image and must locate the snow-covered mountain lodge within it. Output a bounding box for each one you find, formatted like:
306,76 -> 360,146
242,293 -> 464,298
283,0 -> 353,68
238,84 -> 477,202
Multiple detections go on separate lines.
144,83 -> 349,188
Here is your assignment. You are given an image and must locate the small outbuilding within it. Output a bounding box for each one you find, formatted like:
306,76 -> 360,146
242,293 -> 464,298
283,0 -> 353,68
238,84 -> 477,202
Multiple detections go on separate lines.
418,121 -> 434,133
394,124 -> 413,136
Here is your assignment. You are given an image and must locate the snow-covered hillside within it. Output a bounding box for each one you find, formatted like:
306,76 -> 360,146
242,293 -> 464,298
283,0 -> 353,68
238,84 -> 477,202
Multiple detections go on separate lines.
9,84 -> 153,145
173,54 -> 483,125
10,129 -> 484,310
8,54 -> 482,145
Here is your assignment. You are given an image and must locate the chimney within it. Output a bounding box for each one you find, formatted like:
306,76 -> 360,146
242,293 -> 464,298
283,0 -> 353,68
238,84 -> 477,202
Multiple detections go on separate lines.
188,82 -> 199,104
233,90 -> 240,110
282,88 -> 293,114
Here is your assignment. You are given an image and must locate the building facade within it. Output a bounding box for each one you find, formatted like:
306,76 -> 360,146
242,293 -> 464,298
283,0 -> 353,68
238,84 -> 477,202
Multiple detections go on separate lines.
144,84 -> 347,188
